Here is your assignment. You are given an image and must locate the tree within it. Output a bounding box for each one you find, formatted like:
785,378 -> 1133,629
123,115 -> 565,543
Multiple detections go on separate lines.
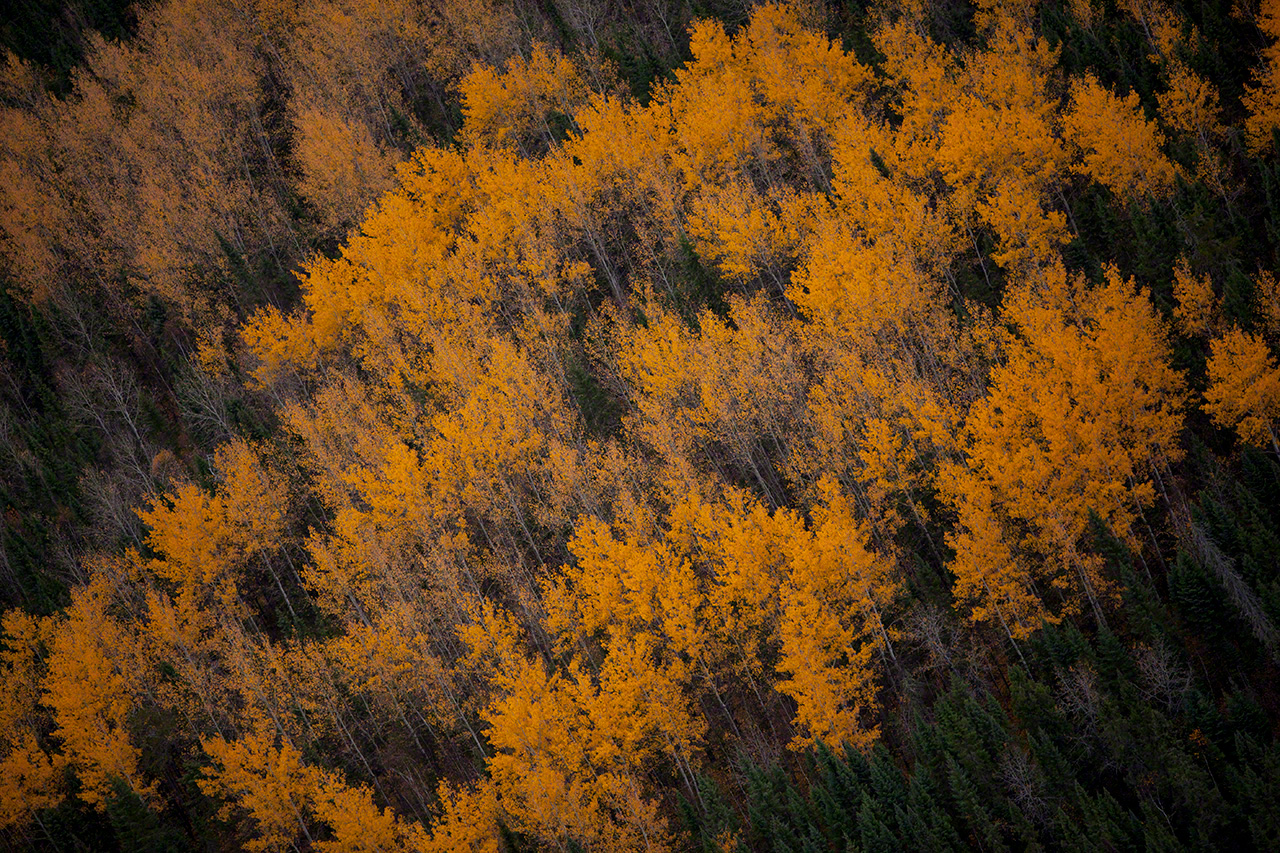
1064,74 -> 1179,203
775,477 -> 896,751
669,485 -> 797,685
0,609 -> 63,829
1244,0 -> 1280,153
200,723 -> 426,853
943,263 -> 1185,633
547,511 -> 708,768
684,181 -> 819,289
200,727 -> 326,852
934,12 -> 1067,272
1256,270 -> 1280,336
788,220 -> 963,524
1204,328 -> 1280,452
826,111 -> 956,270
615,296 -> 802,501
291,102 -> 400,235
41,573 -> 151,808
459,43 -> 590,157
480,653 -> 671,850
420,779 -> 502,853
1158,61 -> 1223,145
1172,257 -> 1217,337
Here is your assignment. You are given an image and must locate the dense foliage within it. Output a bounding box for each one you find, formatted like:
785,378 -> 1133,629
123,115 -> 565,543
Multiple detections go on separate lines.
4,0 -> 1280,849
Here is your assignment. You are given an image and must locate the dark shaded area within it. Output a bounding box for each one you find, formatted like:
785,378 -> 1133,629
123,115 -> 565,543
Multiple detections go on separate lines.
1,0 -> 146,94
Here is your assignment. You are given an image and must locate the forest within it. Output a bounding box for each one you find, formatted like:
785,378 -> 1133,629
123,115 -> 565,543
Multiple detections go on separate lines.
3,0 -> 1280,849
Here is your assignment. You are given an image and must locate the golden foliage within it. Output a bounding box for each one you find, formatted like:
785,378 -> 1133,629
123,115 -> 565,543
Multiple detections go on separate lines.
1204,327 -> 1280,449
1172,257 -> 1218,337
0,611 -> 63,828
1158,61 -> 1223,142
292,103 -> 400,232
1244,0 -> 1280,152
944,264 -> 1185,634
201,724 -> 424,852
420,780 -> 502,853
1064,74 -> 1179,202
460,44 -> 591,154
42,574 -> 151,808
1,2 -> 1232,844
775,477 -> 895,750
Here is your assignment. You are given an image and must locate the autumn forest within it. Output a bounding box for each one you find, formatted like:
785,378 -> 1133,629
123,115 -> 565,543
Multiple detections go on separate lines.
3,0 -> 1280,849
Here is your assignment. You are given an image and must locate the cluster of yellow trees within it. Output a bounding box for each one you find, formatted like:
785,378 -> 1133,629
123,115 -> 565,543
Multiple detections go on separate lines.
6,0 -> 1280,849
0,0 -> 582,311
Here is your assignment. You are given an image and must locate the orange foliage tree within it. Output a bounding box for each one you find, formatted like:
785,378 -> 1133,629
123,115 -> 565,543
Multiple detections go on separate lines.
943,263 -> 1185,636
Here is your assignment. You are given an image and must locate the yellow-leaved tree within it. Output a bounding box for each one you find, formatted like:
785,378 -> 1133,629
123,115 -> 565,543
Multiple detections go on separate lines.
774,477 -> 897,751
1172,256 -> 1218,337
41,573 -> 152,808
0,610 -> 63,829
943,262 -> 1185,636
1064,74 -> 1179,202
1244,0 -> 1280,153
200,722 -> 427,852
1204,327 -> 1280,453
454,594 -> 675,851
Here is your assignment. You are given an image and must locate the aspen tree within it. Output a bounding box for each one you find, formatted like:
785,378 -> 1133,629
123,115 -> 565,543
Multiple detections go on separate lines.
944,480 -> 1049,639
200,726 -> 328,852
827,112 -> 956,270
615,296 -> 802,501
291,102 -> 400,234
663,18 -> 771,191
562,92 -> 682,263
1172,257 -> 1218,337
284,0 -> 435,154
741,3 -> 872,138
938,13 -> 1066,271
142,583 -> 230,733
202,717 -> 430,851
90,0 -> 291,314
788,205 -> 964,519
481,655 -> 606,845
1254,269 -> 1280,334
790,223 -> 942,347
1117,0 -> 1184,60
1064,74 -> 1180,202
0,85 -> 71,301
137,441 -> 288,617
421,779 -> 502,853
774,477 -> 895,750
138,484 -> 238,601
0,610 -> 63,828
1204,328 -> 1280,452
312,776 -> 416,853
472,622 -> 673,850
42,574 -> 151,807
459,44 -> 590,156
667,481 -> 896,750
872,18 -> 957,182
1244,0 -> 1280,152
945,263 -> 1185,632
661,485 -> 788,734
1158,61 -> 1223,144
334,594 -> 473,745
685,181 -> 821,287
547,510 -> 712,717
